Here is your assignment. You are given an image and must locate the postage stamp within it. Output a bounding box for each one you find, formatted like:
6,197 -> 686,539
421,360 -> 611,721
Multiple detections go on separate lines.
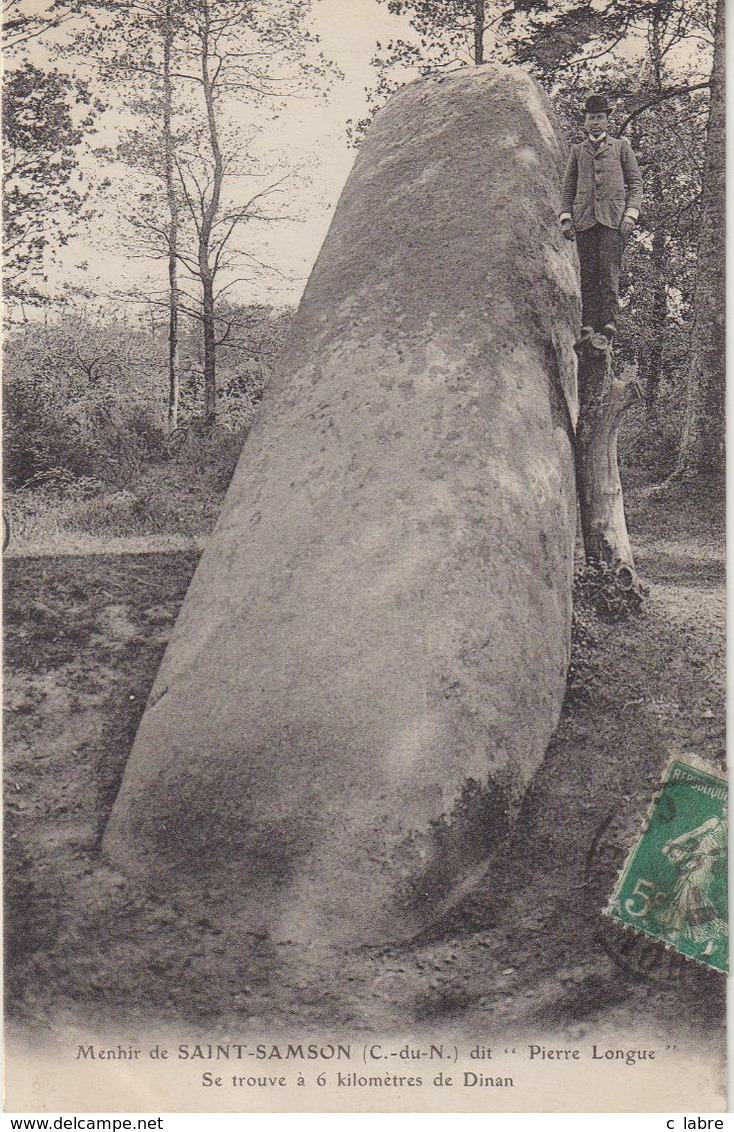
605,759 -> 728,974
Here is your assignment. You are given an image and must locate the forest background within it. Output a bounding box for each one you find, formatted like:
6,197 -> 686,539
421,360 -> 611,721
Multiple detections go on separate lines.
2,0 -> 725,549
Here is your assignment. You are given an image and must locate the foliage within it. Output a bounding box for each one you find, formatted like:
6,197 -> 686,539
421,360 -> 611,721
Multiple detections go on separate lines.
573,559 -> 646,621
674,0 -> 725,478
618,380 -> 686,480
60,427 -> 247,538
3,304 -> 290,493
2,0 -> 76,50
3,318 -> 165,488
566,557 -> 645,705
2,62 -> 101,306
615,89 -> 707,406
499,0 -> 715,84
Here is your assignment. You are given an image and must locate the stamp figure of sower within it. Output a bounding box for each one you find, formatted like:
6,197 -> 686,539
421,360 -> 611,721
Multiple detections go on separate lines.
560,94 -> 644,346
606,761 -> 728,973
659,815 -> 728,959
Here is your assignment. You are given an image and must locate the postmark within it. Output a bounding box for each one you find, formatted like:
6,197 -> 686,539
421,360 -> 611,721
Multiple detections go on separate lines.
604,759 -> 728,973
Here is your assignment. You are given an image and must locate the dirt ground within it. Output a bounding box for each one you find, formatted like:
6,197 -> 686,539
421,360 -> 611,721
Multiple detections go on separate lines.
3,479 -> 726,1052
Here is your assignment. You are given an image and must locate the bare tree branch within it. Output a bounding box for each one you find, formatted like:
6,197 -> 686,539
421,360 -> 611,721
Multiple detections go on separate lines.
618,82 -> 709,134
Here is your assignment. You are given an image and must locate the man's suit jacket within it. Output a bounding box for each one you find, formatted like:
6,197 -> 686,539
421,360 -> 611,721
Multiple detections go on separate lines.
560,135 -> 643,231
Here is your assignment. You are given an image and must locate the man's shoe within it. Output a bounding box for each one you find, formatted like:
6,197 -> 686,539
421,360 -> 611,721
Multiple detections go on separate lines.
602,323 -> 616,342
573,326 -> 594,354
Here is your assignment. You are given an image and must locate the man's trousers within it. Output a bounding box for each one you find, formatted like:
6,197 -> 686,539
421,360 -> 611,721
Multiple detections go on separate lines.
575,222 -> 624,332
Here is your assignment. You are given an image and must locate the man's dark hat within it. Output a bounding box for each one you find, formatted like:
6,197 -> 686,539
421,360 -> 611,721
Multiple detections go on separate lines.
584,94 -> 610,114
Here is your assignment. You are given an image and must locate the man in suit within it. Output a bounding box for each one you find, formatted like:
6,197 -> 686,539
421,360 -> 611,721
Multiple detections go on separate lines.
559,94 -> 643,345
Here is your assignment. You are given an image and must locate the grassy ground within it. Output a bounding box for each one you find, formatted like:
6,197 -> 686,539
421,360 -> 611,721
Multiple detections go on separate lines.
3,478 -> 725,1050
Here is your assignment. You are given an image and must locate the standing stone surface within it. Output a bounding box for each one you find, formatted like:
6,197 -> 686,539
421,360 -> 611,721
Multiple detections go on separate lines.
103,65 -> 580,945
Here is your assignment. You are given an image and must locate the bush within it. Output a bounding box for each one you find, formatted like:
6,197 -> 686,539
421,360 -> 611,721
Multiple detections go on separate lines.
3,318 -> 165,490
618,384 -> 686,482
573,558 -> 646,621
2,304 -> 291,544
566,559 -> 647,705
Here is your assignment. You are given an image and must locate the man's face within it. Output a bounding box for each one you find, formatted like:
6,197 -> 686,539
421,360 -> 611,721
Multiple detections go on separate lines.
585,111 -> 609,137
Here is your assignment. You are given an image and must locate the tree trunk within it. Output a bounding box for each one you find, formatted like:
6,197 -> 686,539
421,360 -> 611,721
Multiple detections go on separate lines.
675,0 -> 725,478
162,0 -> 180,433
197,0 -> 223,423
640,170 -> 667,411
474,0 -> 485,65
201,271 -> 216,420
644,277 -> 666,410
576,336 -> 642,584
637,26 -> 667,414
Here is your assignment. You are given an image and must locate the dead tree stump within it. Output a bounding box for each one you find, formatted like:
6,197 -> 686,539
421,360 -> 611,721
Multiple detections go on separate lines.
575,333 -> 643,589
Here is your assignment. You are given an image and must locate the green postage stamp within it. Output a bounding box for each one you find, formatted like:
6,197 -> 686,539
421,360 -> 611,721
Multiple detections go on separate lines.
605,759 -> 728,973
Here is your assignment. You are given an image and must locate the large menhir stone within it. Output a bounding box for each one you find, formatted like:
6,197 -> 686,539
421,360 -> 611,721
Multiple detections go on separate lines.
103,65 -> 580,945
